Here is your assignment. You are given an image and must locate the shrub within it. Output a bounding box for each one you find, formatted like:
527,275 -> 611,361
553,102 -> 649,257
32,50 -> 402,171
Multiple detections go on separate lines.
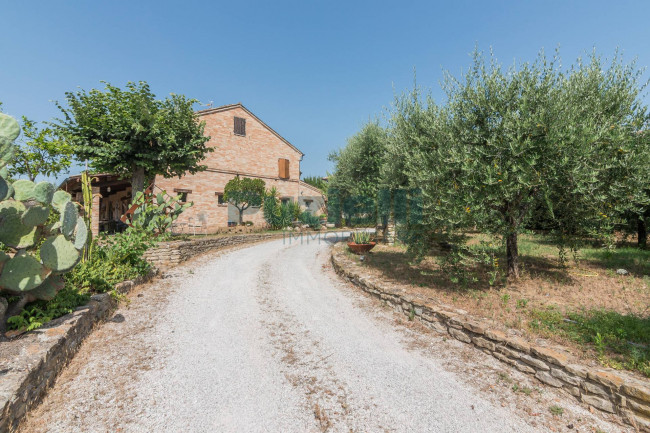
66,229 -> 153,293
299,211 -> 321,230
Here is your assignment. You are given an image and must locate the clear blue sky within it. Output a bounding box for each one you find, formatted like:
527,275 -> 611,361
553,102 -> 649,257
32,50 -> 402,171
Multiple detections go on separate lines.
1,0 -> 649,183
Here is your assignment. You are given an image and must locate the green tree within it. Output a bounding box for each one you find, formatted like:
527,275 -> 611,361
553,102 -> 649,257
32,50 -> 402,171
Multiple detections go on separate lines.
55,81 -> 211,195
223,175 -> 266,225
8,117 -> 73,181
388,49 -> 649,277
328,121 -> 387,224
302,175 -> 327,192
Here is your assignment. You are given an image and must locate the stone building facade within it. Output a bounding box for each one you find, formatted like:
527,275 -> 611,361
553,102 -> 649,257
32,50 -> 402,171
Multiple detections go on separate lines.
60,103 -> 325,235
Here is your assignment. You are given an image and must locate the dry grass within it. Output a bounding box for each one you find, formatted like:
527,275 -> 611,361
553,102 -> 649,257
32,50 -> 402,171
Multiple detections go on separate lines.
348,234 -> 650,376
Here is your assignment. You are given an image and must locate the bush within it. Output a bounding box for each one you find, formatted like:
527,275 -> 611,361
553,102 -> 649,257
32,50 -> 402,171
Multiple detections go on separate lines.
299,211 -> 321,230
6,288 -> 90,331
263,188 -> 293,230
67,229 -> 153,293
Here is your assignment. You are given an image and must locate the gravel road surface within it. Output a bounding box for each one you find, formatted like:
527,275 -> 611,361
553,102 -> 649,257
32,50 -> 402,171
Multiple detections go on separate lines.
19,234 -> 630,433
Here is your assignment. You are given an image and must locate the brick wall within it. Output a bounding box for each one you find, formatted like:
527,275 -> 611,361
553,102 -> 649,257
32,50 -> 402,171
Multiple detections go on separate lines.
154,104 -> 324,232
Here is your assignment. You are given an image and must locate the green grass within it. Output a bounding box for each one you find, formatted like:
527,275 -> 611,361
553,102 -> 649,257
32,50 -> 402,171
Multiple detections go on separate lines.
529,307 -> 650,377
549,405 -> 564,416
581,247 -> 650,275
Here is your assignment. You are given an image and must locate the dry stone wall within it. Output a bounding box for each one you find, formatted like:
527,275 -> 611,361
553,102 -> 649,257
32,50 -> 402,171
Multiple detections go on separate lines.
331,245 -> 650,431
0,275 -> 151,433
144,233 -> 284,268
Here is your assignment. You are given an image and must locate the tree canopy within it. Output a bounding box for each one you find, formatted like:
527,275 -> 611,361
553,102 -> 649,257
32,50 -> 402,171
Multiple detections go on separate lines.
223,176 -> 266,225
332,49 -> 650,278
55,81 -> 212,194
8,117 -> 73,182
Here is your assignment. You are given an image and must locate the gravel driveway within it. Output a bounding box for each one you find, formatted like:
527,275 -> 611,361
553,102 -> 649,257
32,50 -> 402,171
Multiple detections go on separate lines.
18,234 -> 629,433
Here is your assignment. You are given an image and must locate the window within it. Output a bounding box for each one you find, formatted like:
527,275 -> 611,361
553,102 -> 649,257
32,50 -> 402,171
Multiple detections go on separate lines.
303,199 -> 313,208
278,158 -> 290,179
280,197 -> 291,205
234,117 -> 246,136
215,192 -> 226,206
174,188 -> 192,203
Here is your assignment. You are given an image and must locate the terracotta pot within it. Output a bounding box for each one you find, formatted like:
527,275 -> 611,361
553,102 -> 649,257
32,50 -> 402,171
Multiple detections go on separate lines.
347,242 -> 376,254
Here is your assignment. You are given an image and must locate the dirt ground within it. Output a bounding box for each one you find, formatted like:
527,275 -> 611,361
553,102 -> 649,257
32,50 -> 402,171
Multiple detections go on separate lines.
346,240 -> 650,373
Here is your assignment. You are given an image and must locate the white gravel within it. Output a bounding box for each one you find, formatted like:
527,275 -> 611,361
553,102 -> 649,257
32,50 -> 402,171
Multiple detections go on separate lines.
18,234 -> 631,433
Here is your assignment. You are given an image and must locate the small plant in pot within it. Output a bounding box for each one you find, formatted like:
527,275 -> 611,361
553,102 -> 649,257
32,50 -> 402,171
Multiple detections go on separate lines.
347,231 -> 376,254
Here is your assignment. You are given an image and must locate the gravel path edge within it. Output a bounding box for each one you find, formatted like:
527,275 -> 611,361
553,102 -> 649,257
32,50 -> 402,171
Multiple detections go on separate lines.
330,244 -> 650,431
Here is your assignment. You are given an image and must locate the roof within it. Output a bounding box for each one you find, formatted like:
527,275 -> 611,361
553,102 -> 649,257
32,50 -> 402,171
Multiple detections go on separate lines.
195,103 -> 304,156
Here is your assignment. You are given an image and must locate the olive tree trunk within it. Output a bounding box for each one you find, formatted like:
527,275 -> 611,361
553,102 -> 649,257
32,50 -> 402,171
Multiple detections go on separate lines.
639,216 -> 647,249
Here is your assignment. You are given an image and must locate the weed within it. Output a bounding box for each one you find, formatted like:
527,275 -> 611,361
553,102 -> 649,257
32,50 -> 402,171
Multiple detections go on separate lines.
408,307 -> 415,321
501,293 -> 511,307
516,298 -> 529,309
549,405 -> 564,416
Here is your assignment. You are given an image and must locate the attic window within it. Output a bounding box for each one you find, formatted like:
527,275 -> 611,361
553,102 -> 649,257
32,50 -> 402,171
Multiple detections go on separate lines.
234,117 -> 246,136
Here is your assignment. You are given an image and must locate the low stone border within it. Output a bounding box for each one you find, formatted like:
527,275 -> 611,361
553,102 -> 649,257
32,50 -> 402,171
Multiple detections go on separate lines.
0,273 -> 153,433
331,245 -> 650,431
145,230 -> 351,268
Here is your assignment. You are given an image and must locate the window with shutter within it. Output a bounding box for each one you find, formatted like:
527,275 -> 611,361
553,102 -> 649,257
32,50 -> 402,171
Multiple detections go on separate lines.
234,117 -> 246,136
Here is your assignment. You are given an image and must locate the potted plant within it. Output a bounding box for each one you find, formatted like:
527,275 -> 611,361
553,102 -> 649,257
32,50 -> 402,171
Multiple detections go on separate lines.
347,231 -> 376,254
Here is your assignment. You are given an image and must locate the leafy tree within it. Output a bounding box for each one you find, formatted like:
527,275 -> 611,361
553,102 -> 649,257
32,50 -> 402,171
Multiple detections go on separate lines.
55,81 -> 211,195
386,49 -> 649,277
8,117 -> 73,181
328,121 -> 387,225
223,175 -> 265,225
328,121 -> 387,199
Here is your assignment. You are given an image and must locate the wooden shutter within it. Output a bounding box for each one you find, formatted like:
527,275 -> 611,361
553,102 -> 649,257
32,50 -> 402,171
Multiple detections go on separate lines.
234,117 -> 246,136
278,158 -> 290,179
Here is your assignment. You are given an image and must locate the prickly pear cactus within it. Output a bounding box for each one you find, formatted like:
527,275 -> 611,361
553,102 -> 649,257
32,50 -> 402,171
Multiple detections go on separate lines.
0,113 -> 87,303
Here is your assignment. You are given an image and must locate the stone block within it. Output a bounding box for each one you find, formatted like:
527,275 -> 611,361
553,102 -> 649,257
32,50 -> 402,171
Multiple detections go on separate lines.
622,383 -> 650,403
535,370 -> 563,388
472,336 -> 496,351
582,381 -> 609,397
449,327 -> 471,343
496,345 -> 521,360
520,354 -> 550,371
550,367 -> 582,386
581,394 -> 615,413
531,346 -> 570,367
514,360 -> 536,375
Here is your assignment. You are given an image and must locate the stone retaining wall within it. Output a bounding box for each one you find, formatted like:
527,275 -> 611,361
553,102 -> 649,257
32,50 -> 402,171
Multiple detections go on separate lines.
143,233 -> 284,268
331,246 -> 650,431
0,275 -> 151,433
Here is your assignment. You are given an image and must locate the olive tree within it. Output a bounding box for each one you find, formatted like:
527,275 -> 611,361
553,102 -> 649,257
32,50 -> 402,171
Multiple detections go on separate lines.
388,49 -> 649,277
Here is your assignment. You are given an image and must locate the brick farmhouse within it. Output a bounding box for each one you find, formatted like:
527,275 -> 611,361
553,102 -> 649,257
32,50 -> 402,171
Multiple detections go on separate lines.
60,103 -> 325,236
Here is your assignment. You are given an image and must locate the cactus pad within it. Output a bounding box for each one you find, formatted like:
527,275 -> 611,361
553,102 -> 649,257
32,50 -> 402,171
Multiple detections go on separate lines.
0,252 -> 51,293
73,216 -> 88,250
0,137 -> 16,170
12,179 -> 35,201
0,201 -> 39,248
33,181 -> 55,204
21,205 -> 50,226
0,113 -> 20,141
51,190 -> 71,212
40,234 -> 81,273
61,201 -> 78,239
